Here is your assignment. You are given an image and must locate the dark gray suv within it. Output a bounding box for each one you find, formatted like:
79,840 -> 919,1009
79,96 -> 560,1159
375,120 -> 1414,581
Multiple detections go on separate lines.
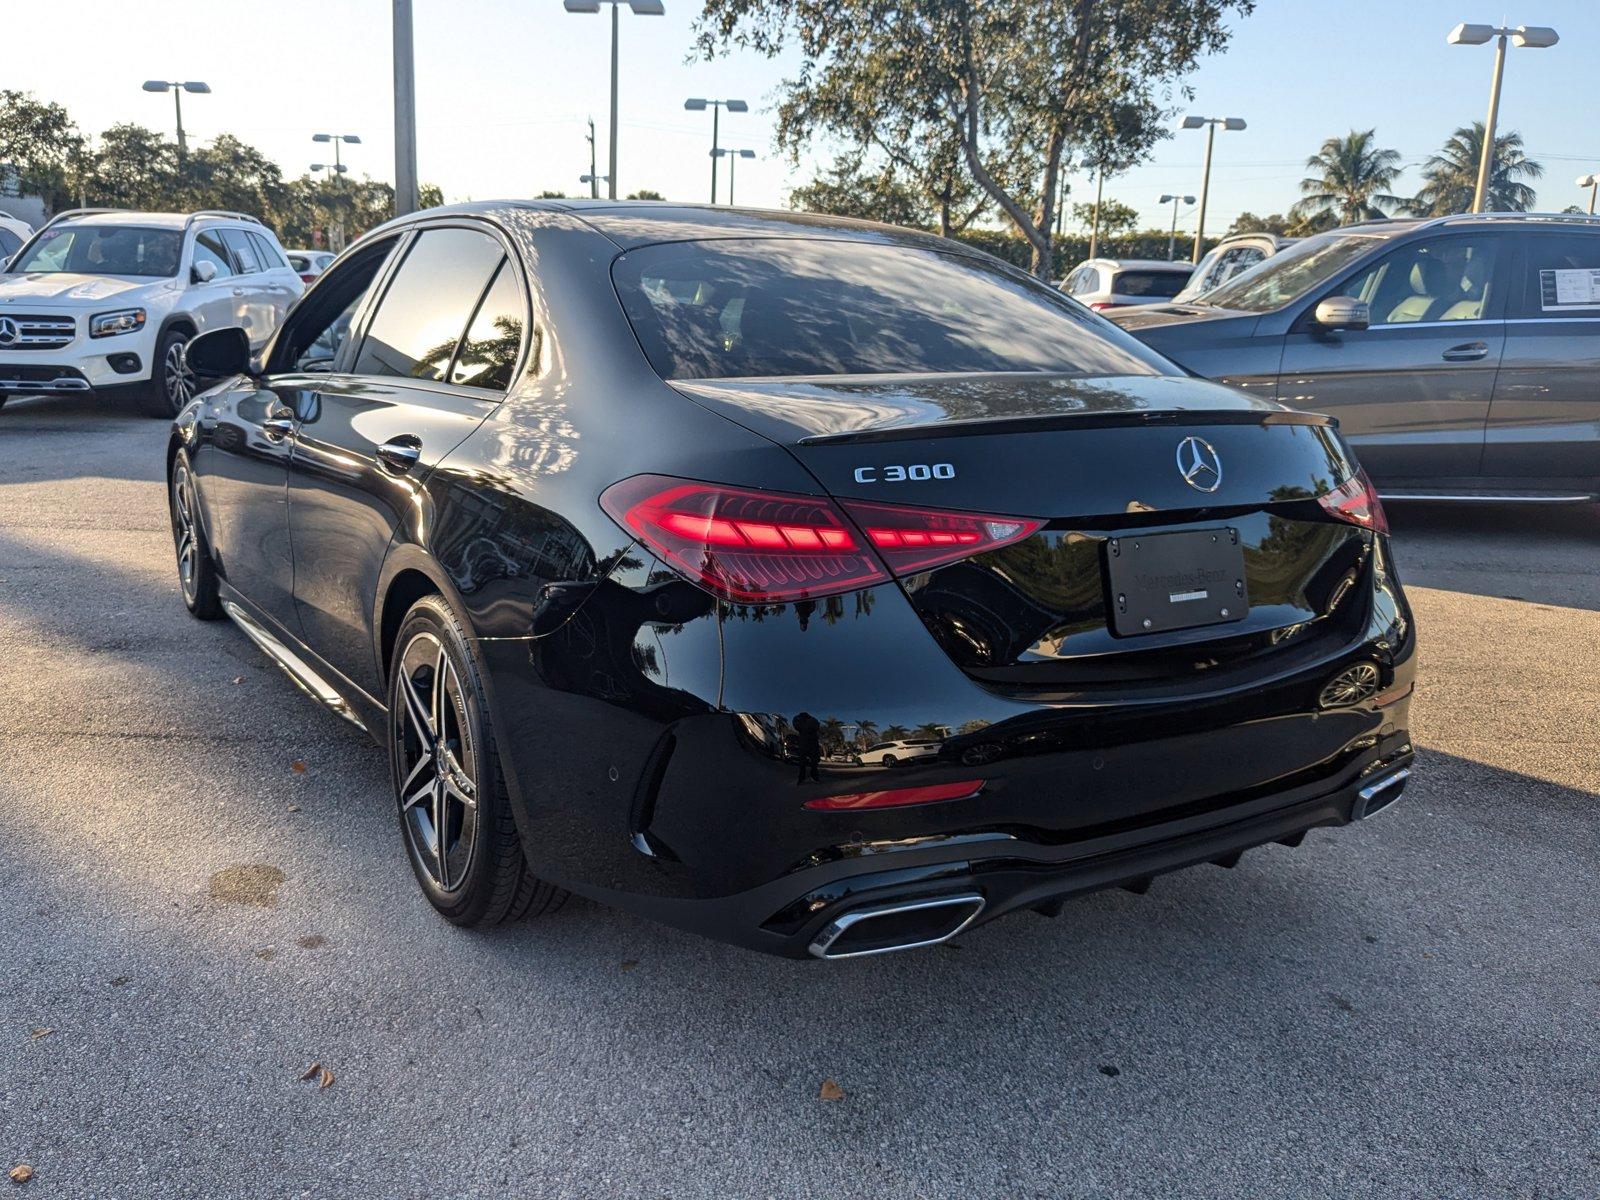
1109,214 -> 1600,502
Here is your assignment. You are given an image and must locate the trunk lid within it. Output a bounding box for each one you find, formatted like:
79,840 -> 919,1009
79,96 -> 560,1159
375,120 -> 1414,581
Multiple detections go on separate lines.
672,372 -> 1372,688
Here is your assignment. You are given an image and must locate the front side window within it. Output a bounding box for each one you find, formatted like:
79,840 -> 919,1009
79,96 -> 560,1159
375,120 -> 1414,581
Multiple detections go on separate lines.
266,237 -> 398,374
193,231 -> 234,279
1333,236 -> 1500,325
1510,232 -> 1600,318
613,238 -> 1173,381
11,225 -> 182,277
1201,232 -> 1385,313
353,227 -> 505,382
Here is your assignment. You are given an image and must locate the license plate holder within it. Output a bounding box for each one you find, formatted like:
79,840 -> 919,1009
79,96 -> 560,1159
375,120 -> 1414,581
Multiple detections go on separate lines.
1105,527 -> 1248,637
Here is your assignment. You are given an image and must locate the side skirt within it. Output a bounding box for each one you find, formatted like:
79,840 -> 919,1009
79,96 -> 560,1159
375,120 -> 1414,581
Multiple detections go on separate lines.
219,585 -> 387,741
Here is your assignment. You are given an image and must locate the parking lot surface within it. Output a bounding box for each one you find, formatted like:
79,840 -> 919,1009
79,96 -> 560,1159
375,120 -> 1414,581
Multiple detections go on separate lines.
1,393 -> 1596,1199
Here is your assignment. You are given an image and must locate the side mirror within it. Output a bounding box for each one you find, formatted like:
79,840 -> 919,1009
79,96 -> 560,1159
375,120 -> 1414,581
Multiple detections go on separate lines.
185,326 -> 252,378
1314,296 -> 1370,332
191,259 -> 218,285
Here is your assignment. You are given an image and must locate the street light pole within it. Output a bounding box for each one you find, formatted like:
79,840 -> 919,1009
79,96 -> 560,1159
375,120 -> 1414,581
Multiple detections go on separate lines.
587,117 -> 599,199
713,148 -> 756,205
684,98 -> 749,203
1578,174 -> 1599,215
141,80 -> 211,161
567,1 -> 665,201
1181,115 -> 1246,263
1447,23 -> 1559,213
1160,194 -> 1196,261
392,0 -> 419,215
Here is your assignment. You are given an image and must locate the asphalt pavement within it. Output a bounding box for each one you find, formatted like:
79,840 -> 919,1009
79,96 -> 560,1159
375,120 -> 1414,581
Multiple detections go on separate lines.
1,392 -> 1596,1199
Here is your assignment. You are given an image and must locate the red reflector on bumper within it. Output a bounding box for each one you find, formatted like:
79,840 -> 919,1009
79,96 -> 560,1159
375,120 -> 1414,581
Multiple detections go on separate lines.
804,779 -> 985,811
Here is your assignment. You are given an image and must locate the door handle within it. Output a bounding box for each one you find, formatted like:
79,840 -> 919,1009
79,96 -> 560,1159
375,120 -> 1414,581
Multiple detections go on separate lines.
1442,341 -> 1489,362
232,288 -> 245,296
376,436 -> 423,474
262,417 -> 295,442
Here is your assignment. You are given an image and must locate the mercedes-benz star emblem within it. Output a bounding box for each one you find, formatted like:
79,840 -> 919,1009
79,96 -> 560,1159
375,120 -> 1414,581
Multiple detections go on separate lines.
1176,435 -> 1223,493
0,317 -> 18,347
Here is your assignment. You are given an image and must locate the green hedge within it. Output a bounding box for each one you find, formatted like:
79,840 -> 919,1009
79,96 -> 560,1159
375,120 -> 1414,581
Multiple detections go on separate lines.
950,228 -> 1221,277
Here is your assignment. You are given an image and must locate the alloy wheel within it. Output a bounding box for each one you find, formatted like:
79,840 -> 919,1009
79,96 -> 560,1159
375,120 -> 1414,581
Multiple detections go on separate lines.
171,463 -> 199,604
394,631 -> 479,893
163,339 -> 195,410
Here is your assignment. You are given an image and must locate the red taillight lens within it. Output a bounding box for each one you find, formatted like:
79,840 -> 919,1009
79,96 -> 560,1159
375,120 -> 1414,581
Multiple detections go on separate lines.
839,499 -> 1043,577
600,475 -> 1043,603
804,779 -> 985,811
299,273 -> 317,284
600,475 -> 887,602
1088,301 -> 1117,311
1319,468 -> 1388,534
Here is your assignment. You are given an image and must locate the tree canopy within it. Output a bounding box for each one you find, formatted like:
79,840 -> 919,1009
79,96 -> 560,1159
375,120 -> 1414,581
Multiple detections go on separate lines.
1291,129 -> 1403,228
1406,122 -> 1543,216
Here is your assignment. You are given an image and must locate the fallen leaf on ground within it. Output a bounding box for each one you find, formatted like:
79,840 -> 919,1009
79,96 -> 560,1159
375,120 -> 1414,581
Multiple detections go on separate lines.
286,804 -> 301,813
296,935 -> 328,950
620,959 -> 638,972
299,1062 -> 335,1089
290,761 -> 307,774
29,1028 -> 51,1039
9,1164 -> 32,1183
818,1079 -> 844,1101
231,676 -> 244,685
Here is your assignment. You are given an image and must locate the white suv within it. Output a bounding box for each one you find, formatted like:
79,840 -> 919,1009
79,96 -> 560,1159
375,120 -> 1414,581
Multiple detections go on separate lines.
0,208 -> 303,417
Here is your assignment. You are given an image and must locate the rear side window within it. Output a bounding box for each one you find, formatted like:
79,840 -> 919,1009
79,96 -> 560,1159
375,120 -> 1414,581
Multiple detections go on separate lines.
287,253 -> 309,272
1511,233 -> 1600,317
250,232 -> 286,270
1111,269 -> 1188,298
220,228 -> 260,273
0,228 -> 20,259
613,238 -> 1172,381
354,226 -> 505,382
450,260 -> 527,390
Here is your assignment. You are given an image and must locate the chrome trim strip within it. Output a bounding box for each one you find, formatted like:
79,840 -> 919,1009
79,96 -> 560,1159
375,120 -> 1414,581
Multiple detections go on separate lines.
808,893 -> 985,960
1380,492 -> 1593,503
0,377 -> 91,392
222,599 -> 368,734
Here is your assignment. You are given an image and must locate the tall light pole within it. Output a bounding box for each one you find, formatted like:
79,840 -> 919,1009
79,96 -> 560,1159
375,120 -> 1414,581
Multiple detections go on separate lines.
585,117 -> 601,198
1447,23 -> 1559,213
313,133 -> 361,176
684,98 -> 748,203
1160,194 -> 1196,261
392,0 -> 419,216
1578,174 -> 1599,216
711,148 -> 756,205
1180,115 -> 1246,263
141,80 -> 210,159
565,0 -> 665,200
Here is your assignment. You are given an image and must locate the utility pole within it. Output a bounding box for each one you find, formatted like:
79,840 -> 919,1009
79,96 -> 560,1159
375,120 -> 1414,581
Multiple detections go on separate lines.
587,118 -> 599,199
392,0 -> 419,216
1087,169 -> 1104,260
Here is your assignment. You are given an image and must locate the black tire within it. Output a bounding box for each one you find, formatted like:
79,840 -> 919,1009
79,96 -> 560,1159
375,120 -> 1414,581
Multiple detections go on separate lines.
136,326 -> 197,419
388,594 -> 566,927
168,449 -> 222,620
882,754 -> 898,768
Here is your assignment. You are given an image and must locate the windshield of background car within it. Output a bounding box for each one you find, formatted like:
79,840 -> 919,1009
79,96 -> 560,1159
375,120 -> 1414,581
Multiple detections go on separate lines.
1198,232 -> 1385,312
11,225 -> 183,277
612,237 -> 1177,380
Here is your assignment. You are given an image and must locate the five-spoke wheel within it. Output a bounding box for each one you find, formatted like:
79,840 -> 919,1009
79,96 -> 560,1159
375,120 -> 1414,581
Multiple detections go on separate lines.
394,630 -> 480,893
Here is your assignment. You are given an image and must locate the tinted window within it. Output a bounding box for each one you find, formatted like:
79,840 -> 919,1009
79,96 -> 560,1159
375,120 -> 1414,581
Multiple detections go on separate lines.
193,231 -> 234,279
287,253 -> 309,272
1202,232 -> 1385,312
1510,232 -> 1600,318
250,232 -> 286,270
268,238 -> 399,374
0,228 -> 21,259
1111,269 -> 1188,298
354,227 -> 505,382
12,225 -> 182,276
450,260 -> 526,390
221,229 -> 260,273
613,239 -> 1172,380
1334,236 -> 1500,325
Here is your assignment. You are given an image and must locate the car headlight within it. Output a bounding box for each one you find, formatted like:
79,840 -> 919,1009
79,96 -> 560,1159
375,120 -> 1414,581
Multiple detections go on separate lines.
89,308 -> 147,338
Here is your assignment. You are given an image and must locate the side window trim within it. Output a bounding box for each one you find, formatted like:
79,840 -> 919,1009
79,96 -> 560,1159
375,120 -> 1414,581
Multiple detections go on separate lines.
347,218 -> 534,399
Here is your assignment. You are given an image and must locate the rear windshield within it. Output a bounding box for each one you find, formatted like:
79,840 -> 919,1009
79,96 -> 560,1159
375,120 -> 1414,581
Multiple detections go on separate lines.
1200,232 -> 1384,313
1111,269 -> 1189,298
612,238 -> 1173,380
12,225 -> 182,277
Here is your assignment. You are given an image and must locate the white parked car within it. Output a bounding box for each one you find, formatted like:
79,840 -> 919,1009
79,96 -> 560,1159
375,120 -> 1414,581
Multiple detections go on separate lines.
286,249 -> 335,283
0,208 -> 303,417
1171,232 -> 1298,304
1059,257 -> 1194,312
0,211 -> 33,262
855,739 -> 942,767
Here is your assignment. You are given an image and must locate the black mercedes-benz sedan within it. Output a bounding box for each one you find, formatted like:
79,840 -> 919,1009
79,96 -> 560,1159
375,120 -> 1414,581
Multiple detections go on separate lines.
166,201 -> 1416,959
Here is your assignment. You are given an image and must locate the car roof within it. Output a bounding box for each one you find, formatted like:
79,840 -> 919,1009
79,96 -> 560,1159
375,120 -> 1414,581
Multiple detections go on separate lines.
1321,212 -> 1600,239
1082,257 -> 1193,272
46,209 -> 267,232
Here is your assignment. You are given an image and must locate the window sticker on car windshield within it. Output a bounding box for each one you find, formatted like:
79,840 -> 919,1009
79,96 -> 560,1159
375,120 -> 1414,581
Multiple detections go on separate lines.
1539,267 -> 1600,310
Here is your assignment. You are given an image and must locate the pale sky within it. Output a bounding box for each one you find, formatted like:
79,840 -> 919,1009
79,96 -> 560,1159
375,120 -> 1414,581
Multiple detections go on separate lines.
6,0 -> 1600,237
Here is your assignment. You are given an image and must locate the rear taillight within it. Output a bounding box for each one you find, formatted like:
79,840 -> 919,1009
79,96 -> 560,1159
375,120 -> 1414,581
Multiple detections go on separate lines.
599,475 -> 1041,603
1319,468 -> 1388,534
1088,301 -> 1118,311
299,273 -> 317,283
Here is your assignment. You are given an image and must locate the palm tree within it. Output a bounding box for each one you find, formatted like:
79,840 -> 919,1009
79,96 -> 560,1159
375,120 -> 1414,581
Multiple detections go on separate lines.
1406,123 -> 1543,215
1290,129 -> 1404,228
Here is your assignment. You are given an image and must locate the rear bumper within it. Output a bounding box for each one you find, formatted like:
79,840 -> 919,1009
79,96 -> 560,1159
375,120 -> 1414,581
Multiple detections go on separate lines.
604,734 -> 1414,959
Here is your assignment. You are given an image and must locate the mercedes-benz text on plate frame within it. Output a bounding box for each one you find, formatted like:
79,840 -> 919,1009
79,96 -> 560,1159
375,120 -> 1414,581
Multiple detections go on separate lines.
1177,435 -> 1223,492
165,200 -> 1415,959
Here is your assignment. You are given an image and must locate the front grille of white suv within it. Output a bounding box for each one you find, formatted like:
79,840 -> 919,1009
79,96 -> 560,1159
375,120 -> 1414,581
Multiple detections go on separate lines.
0,315 -> 76,350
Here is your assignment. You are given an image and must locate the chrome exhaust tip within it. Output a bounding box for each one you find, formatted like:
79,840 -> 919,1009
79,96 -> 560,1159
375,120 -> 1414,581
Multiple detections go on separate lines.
808,893 -> 985,960
1352,766 -> 1410,821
